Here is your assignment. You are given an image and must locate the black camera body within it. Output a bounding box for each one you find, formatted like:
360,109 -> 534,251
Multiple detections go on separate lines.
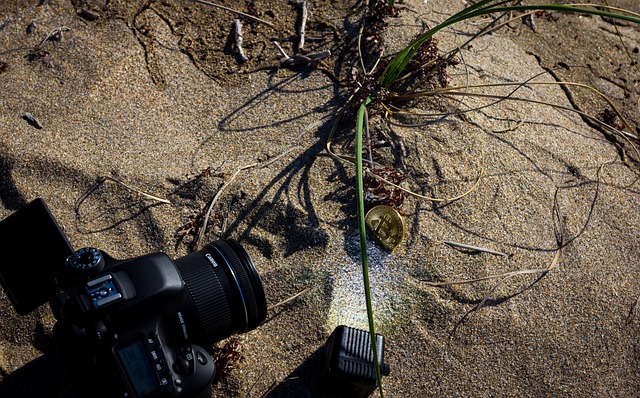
0,199 -> 267,398
51,249 -> 216,398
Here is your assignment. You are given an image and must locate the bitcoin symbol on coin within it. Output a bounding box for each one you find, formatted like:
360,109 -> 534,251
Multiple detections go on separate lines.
365,205 -> 405,250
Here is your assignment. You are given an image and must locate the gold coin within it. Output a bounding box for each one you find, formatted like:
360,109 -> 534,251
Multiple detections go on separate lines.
365,205 -> 404,250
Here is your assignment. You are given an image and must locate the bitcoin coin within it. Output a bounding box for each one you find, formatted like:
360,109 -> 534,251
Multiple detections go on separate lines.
365,205 -> 404,250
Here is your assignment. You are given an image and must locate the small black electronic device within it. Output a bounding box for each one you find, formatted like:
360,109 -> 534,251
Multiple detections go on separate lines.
322,325 -> 390,398
0,199 -> 267,398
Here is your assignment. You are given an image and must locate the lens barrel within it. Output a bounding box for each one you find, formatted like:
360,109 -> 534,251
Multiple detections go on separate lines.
175,239 -> 267,344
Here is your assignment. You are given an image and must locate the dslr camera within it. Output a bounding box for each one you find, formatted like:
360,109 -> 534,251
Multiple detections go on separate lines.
0,199 -> 267,398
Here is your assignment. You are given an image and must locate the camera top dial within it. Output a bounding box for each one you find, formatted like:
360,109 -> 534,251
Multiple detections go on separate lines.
65,247 -> 105,273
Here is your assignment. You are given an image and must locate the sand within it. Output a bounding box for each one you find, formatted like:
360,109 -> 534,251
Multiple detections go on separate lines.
1,0 -> 640,397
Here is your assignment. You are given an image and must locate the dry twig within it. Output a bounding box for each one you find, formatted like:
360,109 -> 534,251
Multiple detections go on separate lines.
232,19 -> 248,63
100,176 -> 171,204
442,240 -> 508,257
422,248 -> 561,312
191,0 -> 274,28
196,147 -> 300,249
272,40 -> 290,61
22,112 -> 43,129
273,41 -> 331,66
37,26 -> 70,48
296,0 -> 308,51
267,288 -> 310,311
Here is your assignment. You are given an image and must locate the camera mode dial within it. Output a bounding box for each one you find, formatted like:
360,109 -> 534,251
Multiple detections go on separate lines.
65,247 -> 105,273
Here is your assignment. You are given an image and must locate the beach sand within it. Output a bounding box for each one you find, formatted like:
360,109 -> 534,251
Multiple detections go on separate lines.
1,1 -> 640,397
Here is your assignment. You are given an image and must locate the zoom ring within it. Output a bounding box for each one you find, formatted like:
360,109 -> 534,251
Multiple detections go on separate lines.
176,253 -> 233,341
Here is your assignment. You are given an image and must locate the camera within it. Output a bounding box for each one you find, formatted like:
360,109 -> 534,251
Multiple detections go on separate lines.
0,199 -> 267,398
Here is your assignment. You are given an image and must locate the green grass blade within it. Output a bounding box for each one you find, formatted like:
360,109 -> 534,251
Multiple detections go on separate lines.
380,0 -> 513,86
355,96 -> 384,397
468,5 -> 640,24
381,2 -> 640,87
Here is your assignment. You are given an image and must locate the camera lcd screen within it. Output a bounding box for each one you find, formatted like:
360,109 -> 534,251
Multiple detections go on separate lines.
0,198 -> 74,314
116,338 -> 160,397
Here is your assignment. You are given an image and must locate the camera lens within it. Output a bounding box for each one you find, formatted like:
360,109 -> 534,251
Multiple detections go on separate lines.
174,239 -> 267,344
